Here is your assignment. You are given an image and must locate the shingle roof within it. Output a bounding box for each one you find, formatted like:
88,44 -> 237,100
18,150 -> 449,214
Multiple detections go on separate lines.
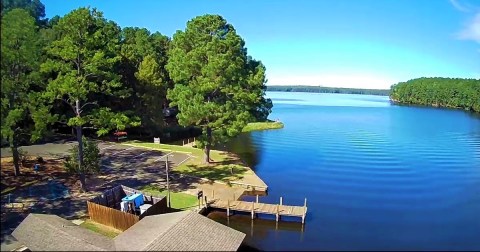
114,211 -> 246,251
12,214 -> 115,251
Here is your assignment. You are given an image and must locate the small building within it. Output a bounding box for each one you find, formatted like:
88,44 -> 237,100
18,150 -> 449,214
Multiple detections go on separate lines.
12,214 -> 114,251
12,211 -> 246,251
114,211 -> 246,251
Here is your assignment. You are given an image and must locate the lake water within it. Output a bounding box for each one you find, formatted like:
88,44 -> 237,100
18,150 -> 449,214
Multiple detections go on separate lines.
209,92 -> 480,251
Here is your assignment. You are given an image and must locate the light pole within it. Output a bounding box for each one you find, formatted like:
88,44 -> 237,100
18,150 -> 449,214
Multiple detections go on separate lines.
165,155 -> 171,208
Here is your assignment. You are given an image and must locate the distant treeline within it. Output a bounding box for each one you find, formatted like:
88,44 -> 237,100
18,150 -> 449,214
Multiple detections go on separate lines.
266,85 -> 390,96
390,77 -> 480,113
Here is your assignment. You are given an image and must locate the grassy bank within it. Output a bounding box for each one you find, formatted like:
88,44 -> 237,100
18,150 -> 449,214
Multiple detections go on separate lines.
126,141 -> 250,183
242,121 -> 284,132
138,184 -> 198,210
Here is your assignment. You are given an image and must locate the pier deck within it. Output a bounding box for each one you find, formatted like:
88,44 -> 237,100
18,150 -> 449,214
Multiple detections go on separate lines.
208,197 -> 307,223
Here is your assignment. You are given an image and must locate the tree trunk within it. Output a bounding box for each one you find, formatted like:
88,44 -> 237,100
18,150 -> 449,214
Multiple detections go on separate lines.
204,127 -> 212,164
10,138 -> 20,176
75,100 -> 87,192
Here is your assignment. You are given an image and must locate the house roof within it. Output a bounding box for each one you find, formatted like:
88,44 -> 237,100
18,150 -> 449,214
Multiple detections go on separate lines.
114,211 -> 246,251
12,214 -> 115,251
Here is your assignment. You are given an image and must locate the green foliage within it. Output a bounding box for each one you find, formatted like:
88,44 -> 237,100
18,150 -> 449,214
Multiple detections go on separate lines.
118,27 -> 170,136
166,14 -> 272,158
64,137 -> 101,174
390,77 -> 480,113
1,8 -> 55,174
41,7 -> 139,134
1,0 -> 46,25
267,85 -> 391,96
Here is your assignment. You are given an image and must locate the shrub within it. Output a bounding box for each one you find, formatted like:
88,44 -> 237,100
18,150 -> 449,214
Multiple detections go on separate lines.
64,137 -> 101,174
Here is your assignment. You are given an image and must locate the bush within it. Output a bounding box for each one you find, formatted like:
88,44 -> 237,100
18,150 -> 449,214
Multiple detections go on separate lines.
64,137 -> 101,174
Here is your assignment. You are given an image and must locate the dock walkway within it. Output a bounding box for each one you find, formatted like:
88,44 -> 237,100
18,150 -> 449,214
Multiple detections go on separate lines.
208,196 -> 307,223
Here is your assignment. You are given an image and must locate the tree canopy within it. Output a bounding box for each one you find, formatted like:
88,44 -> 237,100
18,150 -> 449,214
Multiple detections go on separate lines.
1,0 -> 46,25
41,7 -> 140,190
166,14 -> 272,162
390,77 -> 480,113
1,8 -> 55,175
0,3 -> 272,186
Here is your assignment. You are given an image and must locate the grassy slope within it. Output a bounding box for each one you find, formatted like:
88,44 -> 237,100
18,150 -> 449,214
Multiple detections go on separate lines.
242,121 -> 284,132
126,141 -> 250,183
138,184 -> 198,210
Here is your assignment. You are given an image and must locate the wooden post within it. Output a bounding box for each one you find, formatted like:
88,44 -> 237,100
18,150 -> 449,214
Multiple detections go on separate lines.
276,204 -> 279,222
227,199 -> 230,216
256,194 -> 259,203
251,202 -> 255,219
302,197 -> 307,224
182,140 -> 185,145
198,197 -> 200,208
280,196 -> 283,206
204,196 -> 207,207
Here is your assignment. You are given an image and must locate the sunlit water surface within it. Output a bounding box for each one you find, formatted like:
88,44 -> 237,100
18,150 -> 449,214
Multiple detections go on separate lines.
209,92 -> 480,251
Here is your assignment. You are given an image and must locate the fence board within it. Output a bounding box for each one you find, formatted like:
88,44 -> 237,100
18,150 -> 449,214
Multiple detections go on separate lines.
87,201 -> 139,231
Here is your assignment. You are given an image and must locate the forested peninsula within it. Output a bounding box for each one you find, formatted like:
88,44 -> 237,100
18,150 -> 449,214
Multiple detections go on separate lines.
267,85 -> 390,96
389,77 -> 480,113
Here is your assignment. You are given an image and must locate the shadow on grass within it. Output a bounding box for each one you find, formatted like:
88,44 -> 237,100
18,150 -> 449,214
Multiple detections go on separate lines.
179,163 -> 248,183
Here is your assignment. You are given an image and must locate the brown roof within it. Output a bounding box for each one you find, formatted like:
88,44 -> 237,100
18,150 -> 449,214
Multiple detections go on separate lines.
114,211 -> 246,251
12,214 -> 114,251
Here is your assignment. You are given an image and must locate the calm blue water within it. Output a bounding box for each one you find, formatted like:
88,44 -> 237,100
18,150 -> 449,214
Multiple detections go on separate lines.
210,92 -> 480,251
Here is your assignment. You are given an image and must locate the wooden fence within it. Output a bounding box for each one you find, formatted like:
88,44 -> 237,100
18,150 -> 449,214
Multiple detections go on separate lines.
87,201 -> 139,231
87,184 -> 168,230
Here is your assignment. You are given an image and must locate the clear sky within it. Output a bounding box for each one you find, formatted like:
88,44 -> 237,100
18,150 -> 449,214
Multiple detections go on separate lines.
42,0 -> 479,89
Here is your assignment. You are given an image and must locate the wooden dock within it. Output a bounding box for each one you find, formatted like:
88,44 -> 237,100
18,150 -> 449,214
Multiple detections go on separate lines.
207,196 -> 307,224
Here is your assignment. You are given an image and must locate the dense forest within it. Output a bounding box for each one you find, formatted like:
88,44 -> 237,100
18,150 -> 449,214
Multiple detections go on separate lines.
390,77 -> 480,113
267,85 -> 390,96
0,0 -> 272,188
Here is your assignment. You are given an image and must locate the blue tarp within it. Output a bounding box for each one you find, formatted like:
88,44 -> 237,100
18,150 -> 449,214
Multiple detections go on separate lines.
122,193 -> 144,207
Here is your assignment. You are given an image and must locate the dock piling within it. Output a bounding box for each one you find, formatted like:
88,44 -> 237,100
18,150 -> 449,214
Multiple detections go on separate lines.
227,199 -> 230,216
251,202 -> 255,219
280,196 -> 283,206
256,194 -> 259,203
276,204 -> 279,222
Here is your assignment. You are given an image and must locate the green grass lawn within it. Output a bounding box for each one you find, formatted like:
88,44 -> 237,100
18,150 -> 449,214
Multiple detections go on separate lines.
80,219 -> 122,238
126,141 -> 250,183
138,184 -> 198,210
242,121 -> 284,132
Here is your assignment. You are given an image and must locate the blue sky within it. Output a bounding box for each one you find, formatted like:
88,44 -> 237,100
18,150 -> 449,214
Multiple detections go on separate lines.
43,0 -> 479,89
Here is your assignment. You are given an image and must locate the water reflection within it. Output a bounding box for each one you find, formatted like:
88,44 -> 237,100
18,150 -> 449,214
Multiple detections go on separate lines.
218,133 -> 260,169
208,211 -> 305,247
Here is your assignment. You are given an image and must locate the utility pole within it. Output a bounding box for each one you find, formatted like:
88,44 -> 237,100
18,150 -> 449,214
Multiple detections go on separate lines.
165,155 -> 171,208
